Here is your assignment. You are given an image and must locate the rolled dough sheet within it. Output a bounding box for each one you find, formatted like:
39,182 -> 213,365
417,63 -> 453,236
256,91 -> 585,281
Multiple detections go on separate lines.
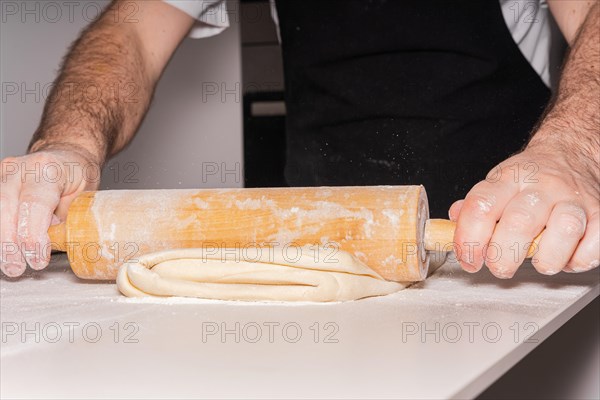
117,246 -> 407,302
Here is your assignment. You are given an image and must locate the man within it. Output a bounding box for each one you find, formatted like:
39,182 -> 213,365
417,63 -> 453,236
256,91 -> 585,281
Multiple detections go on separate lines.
1,0 -> 598,279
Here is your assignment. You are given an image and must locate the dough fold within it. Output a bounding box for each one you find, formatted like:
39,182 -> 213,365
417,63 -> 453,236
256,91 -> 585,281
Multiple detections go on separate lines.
117,247 -> 406,302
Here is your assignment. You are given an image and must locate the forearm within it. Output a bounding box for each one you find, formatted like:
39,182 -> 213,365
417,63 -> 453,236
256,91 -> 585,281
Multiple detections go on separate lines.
28,2 -> 155,166
529,3 -> 600,181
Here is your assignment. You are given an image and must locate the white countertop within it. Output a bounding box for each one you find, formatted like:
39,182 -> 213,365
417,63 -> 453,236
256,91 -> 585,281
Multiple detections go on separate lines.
1,254 -> 598,399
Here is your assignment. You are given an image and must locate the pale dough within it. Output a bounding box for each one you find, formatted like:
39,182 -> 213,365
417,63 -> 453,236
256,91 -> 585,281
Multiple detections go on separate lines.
117,246 -> 406,302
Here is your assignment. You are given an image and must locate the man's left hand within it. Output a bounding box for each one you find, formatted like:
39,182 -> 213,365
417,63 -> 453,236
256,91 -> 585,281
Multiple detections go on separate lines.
450,139 -> 599,278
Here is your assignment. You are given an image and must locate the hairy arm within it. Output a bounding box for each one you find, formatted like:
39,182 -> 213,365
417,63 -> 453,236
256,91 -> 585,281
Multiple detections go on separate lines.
28,0 -> 195,166
1,0 -> 195,277
531,1 -> 600,181
451,1 -> 600,278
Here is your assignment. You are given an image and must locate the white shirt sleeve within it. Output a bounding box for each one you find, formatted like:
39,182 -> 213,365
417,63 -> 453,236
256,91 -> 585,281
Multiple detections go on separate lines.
162,0 -> 229,39
499,0 -> 551,87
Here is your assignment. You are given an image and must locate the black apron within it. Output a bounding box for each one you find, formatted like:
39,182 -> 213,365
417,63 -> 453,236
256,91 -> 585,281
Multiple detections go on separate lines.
274,0 -> 551,217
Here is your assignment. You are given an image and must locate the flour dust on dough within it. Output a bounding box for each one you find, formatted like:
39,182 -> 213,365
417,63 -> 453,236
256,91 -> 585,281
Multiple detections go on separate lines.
117,246 -> 406,302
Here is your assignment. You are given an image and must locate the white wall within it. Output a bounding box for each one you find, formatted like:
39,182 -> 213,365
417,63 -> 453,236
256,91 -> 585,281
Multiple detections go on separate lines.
1,0 -> 243,189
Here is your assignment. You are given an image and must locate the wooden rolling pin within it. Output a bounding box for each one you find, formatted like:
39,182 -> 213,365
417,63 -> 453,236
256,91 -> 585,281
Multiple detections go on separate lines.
47,186 -> 540,282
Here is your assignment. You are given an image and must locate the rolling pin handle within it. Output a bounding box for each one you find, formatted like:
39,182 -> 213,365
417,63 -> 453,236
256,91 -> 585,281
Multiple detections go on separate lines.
424,219 -> 456,252
424,218 -> 542,258
48,223 -> 67,252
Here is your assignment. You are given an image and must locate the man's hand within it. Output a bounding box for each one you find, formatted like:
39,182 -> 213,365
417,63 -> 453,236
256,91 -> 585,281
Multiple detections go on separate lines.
0,1 -> 195,278
451,2 -> 599,278
450,141 -> 599,278
0,149 -> 99,277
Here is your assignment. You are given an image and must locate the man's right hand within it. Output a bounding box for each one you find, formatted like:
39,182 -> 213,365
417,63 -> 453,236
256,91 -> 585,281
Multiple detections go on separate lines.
0,150 -> 100,277
1,1 -> 196,278
0,0 -> 194,277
